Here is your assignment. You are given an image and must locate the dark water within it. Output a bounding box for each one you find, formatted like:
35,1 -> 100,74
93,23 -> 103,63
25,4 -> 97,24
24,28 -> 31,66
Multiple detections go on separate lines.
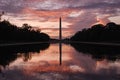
0,43 -> 120,80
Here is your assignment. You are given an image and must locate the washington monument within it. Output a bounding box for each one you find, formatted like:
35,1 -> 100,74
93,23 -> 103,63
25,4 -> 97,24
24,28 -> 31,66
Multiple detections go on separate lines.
59,17 -> 62,65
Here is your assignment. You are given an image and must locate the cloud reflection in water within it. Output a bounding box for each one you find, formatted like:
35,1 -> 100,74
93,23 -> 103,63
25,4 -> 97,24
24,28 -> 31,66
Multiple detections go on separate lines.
0,44 -> 120,80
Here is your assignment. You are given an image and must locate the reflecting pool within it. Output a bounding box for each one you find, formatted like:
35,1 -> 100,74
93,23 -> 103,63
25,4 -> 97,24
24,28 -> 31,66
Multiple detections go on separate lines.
0,43 -> 120,80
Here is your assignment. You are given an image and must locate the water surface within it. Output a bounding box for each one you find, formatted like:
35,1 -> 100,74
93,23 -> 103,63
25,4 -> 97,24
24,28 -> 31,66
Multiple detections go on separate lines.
0,43 -> 120,80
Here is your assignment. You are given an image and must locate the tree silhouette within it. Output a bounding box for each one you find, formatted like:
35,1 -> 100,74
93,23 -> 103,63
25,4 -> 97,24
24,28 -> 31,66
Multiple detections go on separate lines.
0,20 -> 50,43
71,43 -> 120,61
70,22 -> 120,43
22,23 -> 32,30
0,11 -> 4,21
0,43 -> 50,68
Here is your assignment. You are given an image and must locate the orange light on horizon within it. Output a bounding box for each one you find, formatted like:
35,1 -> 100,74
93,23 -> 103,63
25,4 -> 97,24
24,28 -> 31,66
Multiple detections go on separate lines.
96,17 -> 106,25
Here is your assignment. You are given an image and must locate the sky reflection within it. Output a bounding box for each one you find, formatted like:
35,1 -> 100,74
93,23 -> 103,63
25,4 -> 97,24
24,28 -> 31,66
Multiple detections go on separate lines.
0,44 -> 120,80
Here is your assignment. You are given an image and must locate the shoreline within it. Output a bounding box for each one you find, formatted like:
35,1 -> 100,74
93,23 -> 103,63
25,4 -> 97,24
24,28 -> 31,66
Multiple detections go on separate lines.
0,42 -> 50,47
1,41 -> 120,47
69,41 -> 120,46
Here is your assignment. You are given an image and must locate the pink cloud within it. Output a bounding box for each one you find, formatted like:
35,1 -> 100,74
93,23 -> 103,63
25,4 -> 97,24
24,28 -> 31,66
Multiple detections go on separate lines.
0,0 -> 120,38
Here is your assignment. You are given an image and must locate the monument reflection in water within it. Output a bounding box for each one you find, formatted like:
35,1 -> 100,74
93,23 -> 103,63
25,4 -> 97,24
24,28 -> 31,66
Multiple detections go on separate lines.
0,43 -> 120,80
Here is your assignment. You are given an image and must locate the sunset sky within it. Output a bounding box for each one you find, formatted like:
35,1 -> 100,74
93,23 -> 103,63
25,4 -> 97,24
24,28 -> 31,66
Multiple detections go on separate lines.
0,0 -> 120,38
